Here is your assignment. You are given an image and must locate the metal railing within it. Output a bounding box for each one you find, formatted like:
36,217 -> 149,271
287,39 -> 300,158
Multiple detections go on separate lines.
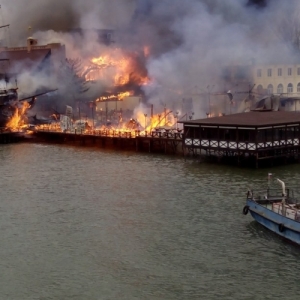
248,188 -> 290,200
36,127 -> 184,140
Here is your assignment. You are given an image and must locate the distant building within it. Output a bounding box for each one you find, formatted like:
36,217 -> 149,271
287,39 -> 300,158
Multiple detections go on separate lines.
70,29 -> 114,46
96,96 -> 142,112
0,37 -> 66,82
95,96 -> 142,123
253,63 -> 300,96
221,62 -> 300,112
252,63 -> 300,111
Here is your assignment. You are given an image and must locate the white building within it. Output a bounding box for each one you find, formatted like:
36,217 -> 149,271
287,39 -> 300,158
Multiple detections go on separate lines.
253,63 -> 300,96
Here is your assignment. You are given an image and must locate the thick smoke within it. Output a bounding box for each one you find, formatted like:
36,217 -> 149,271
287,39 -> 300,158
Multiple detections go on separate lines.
2,0 -> 135,44
130,0 -> 300,116
2,0 -> 300,117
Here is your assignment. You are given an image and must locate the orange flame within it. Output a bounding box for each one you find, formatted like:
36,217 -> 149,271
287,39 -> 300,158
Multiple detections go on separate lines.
136,110 -> 176,133
98,91 -> 134,102
6,102 -> 30,130
85,48 -> 150,87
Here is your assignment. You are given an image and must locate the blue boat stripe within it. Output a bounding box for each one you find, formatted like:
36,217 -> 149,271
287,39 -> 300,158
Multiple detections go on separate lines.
249,207 -> 300,233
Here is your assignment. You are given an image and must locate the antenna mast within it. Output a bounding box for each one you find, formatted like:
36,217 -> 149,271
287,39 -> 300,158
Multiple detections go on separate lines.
0,5 -> 11,47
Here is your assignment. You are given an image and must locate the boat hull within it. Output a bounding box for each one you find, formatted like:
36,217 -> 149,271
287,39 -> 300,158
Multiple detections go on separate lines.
247,199 -> 300,245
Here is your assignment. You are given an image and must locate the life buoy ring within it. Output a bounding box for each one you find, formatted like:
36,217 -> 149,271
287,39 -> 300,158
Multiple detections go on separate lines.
243,205 -> 249,215
279,223 -> 285,232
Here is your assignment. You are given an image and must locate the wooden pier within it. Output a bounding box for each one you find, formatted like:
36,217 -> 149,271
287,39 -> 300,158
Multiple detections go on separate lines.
5,111 -> 300,168
0,130 -> 25,144
33,129 -> 184,155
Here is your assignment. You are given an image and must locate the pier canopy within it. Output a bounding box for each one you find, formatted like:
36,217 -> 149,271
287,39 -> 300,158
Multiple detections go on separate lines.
181,111 -> 300,165
181,111 -> 300,128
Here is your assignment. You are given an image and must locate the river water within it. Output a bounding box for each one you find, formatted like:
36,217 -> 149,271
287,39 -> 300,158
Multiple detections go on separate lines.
0,143 -> 300,299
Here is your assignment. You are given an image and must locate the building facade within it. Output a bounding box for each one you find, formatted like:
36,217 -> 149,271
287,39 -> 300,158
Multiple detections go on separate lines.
253,64 -> 300,96
0,37 -> 66,81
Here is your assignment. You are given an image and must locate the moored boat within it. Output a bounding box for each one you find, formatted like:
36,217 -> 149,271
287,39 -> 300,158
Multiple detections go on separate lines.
243,175 -> 300,245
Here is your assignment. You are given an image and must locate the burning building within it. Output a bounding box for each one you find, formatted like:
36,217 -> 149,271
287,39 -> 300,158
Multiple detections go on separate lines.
3,0 -> 298,130
0,37 -> 66,83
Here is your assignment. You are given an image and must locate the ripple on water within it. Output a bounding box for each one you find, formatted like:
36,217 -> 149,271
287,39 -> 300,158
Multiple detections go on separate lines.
0,144 -> 300,299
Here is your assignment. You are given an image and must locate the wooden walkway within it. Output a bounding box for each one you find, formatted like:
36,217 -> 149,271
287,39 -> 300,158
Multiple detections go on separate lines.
34,129 -> 184,155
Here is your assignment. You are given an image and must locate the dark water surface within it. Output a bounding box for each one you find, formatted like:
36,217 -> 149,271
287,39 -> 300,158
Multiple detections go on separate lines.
0,143 -> 300,299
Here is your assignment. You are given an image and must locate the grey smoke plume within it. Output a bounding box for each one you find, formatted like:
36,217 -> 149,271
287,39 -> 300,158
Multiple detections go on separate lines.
2,0 -> 300,117
2,0 -> 135,44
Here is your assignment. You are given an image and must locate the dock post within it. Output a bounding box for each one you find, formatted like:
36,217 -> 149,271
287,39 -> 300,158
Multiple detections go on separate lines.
136,139 -> 139,152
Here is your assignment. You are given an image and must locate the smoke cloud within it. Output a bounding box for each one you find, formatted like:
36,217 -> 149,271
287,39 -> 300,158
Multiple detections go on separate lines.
2,0 -> 300,117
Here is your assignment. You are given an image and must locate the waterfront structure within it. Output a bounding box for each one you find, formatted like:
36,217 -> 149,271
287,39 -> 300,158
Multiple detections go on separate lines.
96,96 -> 142,112
181,111 -> 300,167
221,62 -> 300,113
0,37 -> 66,81
0,130 -> 23,143
95,96 -> 143,124
253,63 -> 300,96
252,63 -> 300,111
34,128 -> 183,155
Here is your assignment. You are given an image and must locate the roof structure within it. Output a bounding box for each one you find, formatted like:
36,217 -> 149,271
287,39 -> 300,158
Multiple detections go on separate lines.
0,48 -> 51,74
181,111 -> 300,127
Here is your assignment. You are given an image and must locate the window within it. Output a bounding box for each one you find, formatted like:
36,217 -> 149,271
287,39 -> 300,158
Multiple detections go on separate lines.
257,69 -> 262,77
257,84 -> 263,93
267,84 -> 273,94
235,66 -> 247,80
287,127 -> 295,139
298,67 -> 300,75
278,68 -> 282,76
267,69 -> 272,77
277,84 -> 283,94
274,128 -> 286,140
297,83 -> 300,92
239,129 -> 250,142
222,129 -> 236,141
287,83 -> 293,93
288,68 -> 292,76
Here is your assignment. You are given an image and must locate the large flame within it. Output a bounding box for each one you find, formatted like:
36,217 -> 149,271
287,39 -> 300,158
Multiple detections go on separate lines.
136,110 -> 176,133
6,102 -> 30,130
85,48 -> 150,87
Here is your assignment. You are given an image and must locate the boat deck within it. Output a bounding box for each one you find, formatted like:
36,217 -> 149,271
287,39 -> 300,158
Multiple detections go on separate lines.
265,203 -> 300,222
245,182 -> 300,245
